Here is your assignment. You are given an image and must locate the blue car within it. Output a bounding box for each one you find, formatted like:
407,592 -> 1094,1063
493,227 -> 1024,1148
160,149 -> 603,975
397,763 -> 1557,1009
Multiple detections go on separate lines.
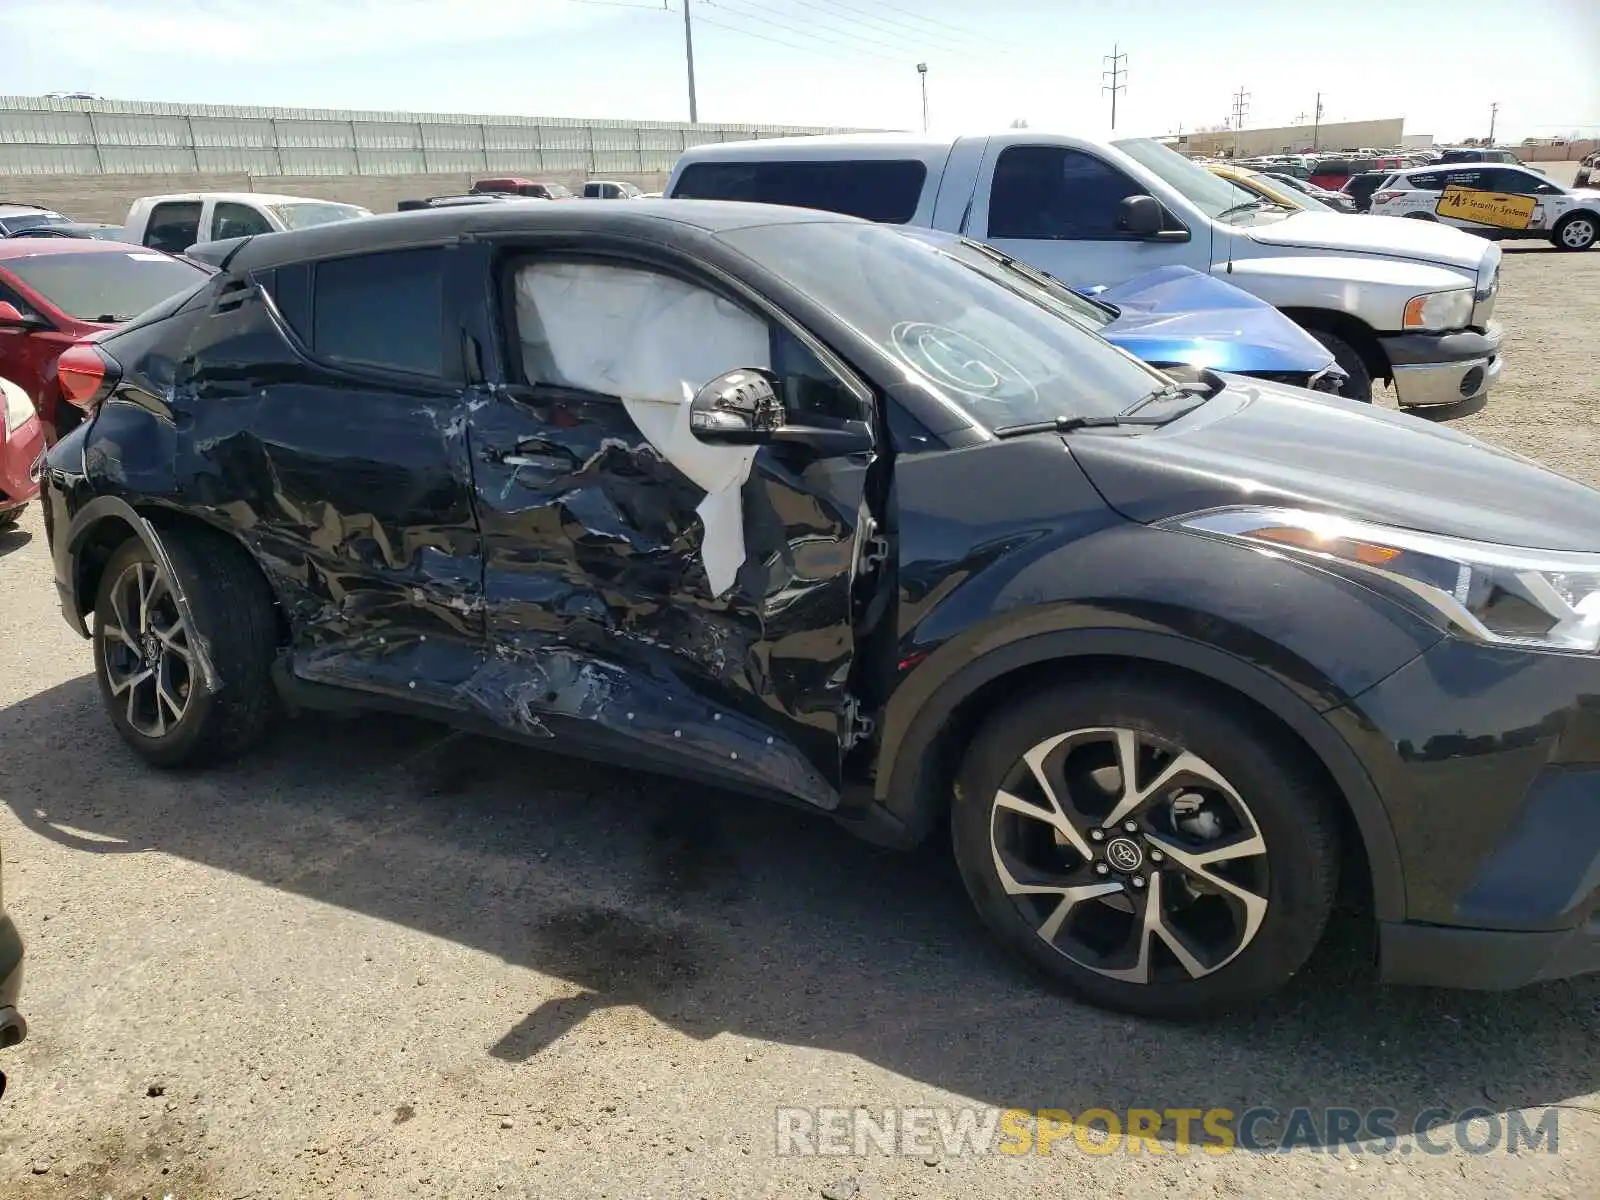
907,232 -> 1345,394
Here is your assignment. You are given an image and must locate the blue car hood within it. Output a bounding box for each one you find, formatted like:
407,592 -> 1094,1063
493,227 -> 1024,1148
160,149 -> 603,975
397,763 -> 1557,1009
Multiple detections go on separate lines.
1094,265 -> 1336,376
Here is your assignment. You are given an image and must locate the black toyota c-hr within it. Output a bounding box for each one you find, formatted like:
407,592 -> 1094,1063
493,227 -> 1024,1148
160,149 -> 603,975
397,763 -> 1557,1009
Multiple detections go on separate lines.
39,200 -> 1600,1017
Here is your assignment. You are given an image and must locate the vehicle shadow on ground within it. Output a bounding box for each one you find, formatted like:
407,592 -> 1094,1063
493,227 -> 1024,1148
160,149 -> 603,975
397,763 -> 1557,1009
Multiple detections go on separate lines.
5,674 -> 1598,1147
0,524 -> 32,557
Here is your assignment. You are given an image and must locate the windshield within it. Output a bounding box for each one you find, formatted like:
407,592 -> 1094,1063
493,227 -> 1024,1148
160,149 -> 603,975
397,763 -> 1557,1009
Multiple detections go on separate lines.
719,221 -> 1165,431
912,234 -> 1116,330
6,249 -> 209,322
268,201 -> 370,231
1110,138 -> 1267,222
4,212 -> 70,233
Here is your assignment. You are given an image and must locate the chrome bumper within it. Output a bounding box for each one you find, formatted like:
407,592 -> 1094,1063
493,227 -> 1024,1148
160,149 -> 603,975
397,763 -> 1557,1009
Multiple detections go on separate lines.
1382,324 -> 1504,408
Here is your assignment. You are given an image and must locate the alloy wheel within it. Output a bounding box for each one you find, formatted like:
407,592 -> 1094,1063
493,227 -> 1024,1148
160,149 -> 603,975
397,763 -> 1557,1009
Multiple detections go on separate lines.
1561,218 -> 1596,249
101,560 -> 194,738
988,726 -> 1270,984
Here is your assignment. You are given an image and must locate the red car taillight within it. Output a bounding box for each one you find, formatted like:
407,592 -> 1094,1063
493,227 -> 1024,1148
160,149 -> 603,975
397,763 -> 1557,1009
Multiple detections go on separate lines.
1371,190 -> 1405,205
56,342 -> 121,412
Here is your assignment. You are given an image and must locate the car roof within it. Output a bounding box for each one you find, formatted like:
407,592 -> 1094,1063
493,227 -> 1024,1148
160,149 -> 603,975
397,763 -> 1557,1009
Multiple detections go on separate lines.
225,199 -> 863,272
0,238 -> 155,261
0,203 -> 64,218
132,192 -> 359,207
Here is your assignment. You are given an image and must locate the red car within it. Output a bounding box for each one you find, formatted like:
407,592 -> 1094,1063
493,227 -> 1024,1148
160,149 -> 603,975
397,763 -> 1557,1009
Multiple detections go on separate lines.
0,375 -> 42,528
0,239 -> 210,446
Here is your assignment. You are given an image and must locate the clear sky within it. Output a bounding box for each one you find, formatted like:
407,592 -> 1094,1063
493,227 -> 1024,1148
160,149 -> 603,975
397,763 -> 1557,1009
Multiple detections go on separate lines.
3,0 -> 1596,143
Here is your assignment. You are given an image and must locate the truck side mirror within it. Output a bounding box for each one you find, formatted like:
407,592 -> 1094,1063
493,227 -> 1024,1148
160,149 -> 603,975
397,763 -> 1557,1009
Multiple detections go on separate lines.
1118,195 -> 1165,236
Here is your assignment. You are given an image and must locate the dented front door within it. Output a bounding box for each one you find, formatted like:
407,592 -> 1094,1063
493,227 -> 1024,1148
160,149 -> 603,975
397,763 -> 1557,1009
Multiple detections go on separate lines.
465,256 -> 874,808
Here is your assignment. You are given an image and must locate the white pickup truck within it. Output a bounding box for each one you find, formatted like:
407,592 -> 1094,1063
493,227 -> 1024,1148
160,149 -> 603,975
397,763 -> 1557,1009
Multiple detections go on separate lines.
123,192 -> 371,256
668,131 -> 1505,407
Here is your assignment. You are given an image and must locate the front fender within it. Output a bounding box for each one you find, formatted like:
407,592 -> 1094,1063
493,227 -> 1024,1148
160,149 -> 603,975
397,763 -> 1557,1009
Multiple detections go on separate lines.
868,522 -> 1448,921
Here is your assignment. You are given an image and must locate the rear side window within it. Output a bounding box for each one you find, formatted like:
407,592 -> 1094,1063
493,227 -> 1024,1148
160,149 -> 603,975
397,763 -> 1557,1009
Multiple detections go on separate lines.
672,160 -> 927,223
1404,172 -> 1447,191
259,248 -> 446,377
144,202 -> 202,254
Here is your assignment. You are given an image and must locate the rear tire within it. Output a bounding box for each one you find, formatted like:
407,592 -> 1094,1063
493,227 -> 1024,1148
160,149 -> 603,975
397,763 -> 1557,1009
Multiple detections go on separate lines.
92,526 -> 280,768
1305,329 -> 1373,402
950,675 -> 1340,1018
0,506 -> 22,530
1553,213 -> 1597,252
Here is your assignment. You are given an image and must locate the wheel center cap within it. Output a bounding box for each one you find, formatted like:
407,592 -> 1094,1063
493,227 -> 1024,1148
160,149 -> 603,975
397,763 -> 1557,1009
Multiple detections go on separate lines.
140,633 -> 161,665
1104,837 -> 1145,874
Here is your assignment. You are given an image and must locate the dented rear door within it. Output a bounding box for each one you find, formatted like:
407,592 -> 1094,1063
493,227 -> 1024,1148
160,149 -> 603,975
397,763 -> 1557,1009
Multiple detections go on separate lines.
184,246 -> 486,699
461,246 -> 874,808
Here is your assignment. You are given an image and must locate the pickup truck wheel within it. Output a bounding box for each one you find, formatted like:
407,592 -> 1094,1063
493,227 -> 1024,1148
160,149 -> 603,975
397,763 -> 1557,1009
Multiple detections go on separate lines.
1306,330 -> 1373,402
1553,213 -> 1597,252
950,676 -> 1340,1018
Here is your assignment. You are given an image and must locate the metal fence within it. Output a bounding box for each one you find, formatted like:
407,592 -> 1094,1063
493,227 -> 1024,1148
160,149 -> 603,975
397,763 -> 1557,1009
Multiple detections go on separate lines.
0,97 -> 870,177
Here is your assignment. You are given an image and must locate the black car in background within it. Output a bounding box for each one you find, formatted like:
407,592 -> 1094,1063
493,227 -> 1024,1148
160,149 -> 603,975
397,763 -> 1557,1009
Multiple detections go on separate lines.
1341,170 -> 1394,213
39,201 -> 1600,1017
0,204 -> 73,236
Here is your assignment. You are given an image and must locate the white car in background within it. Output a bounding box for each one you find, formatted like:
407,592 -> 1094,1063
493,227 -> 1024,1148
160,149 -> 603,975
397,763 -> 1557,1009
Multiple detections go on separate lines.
123,192 -> 372,256
1371,164 -> 1600,250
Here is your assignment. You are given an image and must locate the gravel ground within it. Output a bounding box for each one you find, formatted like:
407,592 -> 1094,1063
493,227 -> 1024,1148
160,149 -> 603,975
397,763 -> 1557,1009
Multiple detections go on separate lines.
1,185 -> 1598,1199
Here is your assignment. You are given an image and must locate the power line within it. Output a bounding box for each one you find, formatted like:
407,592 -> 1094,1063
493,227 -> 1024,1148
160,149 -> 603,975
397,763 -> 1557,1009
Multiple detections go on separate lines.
700,0 -> 902,62
692,12 -> 896,65
782,0 -> 1013,57
1102,43 -> 1127,131
708,0 -> 918,58
848,0 -> 1021,52
1230,85 -> 1250,155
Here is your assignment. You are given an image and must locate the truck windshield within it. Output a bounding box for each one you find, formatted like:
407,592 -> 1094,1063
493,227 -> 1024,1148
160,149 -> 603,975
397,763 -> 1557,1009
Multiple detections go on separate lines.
268,202 -> 371,230
719,220 -> 1165,431
1111,138 -> 1268,222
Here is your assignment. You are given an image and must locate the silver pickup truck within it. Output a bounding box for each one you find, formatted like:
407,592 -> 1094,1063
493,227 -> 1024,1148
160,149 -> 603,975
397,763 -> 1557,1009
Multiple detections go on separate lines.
669,130 -> 1505,407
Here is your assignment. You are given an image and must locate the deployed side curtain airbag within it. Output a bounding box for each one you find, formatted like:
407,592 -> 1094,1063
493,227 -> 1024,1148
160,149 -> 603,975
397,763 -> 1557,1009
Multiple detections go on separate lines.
515,262 -> 772,596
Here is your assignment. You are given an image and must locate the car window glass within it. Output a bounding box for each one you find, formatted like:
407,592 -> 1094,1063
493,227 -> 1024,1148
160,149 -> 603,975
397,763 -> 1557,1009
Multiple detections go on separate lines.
672,160 -> 927,223
211,202 -> 274,241
0,279 -> 42,320
1405,172 -> 1447,192
310,248 -> 446,377
512,260 -> 862,423
144,201 -> 202,254
989,146 -> 1148,240
1441,170 -> 1486,190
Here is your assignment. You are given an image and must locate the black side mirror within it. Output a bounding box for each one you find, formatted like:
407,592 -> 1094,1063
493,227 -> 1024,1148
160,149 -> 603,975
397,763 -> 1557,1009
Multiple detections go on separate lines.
690,368 -> 874,457
1119,194 -> 1190,241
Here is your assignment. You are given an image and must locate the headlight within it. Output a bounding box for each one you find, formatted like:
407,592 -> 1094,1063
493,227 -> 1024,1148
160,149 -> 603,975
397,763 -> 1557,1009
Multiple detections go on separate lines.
1,379 -> 33,435
1402,289 -> 1473,332
1168,507 -> 1600,653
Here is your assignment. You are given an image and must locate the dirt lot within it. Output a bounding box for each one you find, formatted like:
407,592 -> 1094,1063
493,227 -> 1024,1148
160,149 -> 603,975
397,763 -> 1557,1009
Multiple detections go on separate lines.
1,186 -> 1598,1199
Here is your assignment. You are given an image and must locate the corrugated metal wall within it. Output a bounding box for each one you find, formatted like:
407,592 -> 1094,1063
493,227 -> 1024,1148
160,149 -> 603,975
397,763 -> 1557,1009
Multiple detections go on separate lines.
0,97 -> 869,177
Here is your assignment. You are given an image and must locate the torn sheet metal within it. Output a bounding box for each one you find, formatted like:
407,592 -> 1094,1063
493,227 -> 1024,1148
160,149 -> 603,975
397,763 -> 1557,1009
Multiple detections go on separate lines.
515,262 -> 770,596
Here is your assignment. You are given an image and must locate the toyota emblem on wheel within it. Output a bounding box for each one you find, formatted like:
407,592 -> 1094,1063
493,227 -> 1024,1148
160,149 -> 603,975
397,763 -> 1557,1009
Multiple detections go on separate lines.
1105,837 -> 1144,874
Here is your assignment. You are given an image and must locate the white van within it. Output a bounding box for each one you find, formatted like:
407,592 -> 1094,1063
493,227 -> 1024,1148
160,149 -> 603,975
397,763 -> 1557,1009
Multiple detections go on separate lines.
668,131 -> 1504,407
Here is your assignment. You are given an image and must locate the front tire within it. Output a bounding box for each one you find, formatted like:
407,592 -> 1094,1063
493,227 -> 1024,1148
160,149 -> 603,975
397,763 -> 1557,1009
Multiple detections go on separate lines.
92,527 -> 279,767
1553,213 -> 1597,252
1305,329 -> 1374,402
951,676 -> 1340,1018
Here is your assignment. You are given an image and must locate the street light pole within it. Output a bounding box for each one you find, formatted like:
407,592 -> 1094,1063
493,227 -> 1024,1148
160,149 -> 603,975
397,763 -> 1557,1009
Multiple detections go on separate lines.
683,0 -> 699,124
917,62 -> 929,133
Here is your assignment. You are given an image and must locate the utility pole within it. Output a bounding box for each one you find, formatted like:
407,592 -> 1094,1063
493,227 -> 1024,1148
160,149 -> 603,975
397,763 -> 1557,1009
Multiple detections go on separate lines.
1312,91 -> 1323,151
682,0 -> 698,124
917,63 -> 929,133
1102,43 -> 1127,131
1230,86 -> 1250,156
1488,101 -> 1499,146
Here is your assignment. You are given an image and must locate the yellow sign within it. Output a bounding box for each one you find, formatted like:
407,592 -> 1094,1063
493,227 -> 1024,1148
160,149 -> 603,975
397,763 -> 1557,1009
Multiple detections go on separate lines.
1435,185 -> 1537,230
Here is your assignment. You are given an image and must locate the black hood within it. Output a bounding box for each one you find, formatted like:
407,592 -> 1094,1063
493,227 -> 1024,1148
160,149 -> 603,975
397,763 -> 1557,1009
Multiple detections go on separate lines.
1068,379 -> 1600,553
